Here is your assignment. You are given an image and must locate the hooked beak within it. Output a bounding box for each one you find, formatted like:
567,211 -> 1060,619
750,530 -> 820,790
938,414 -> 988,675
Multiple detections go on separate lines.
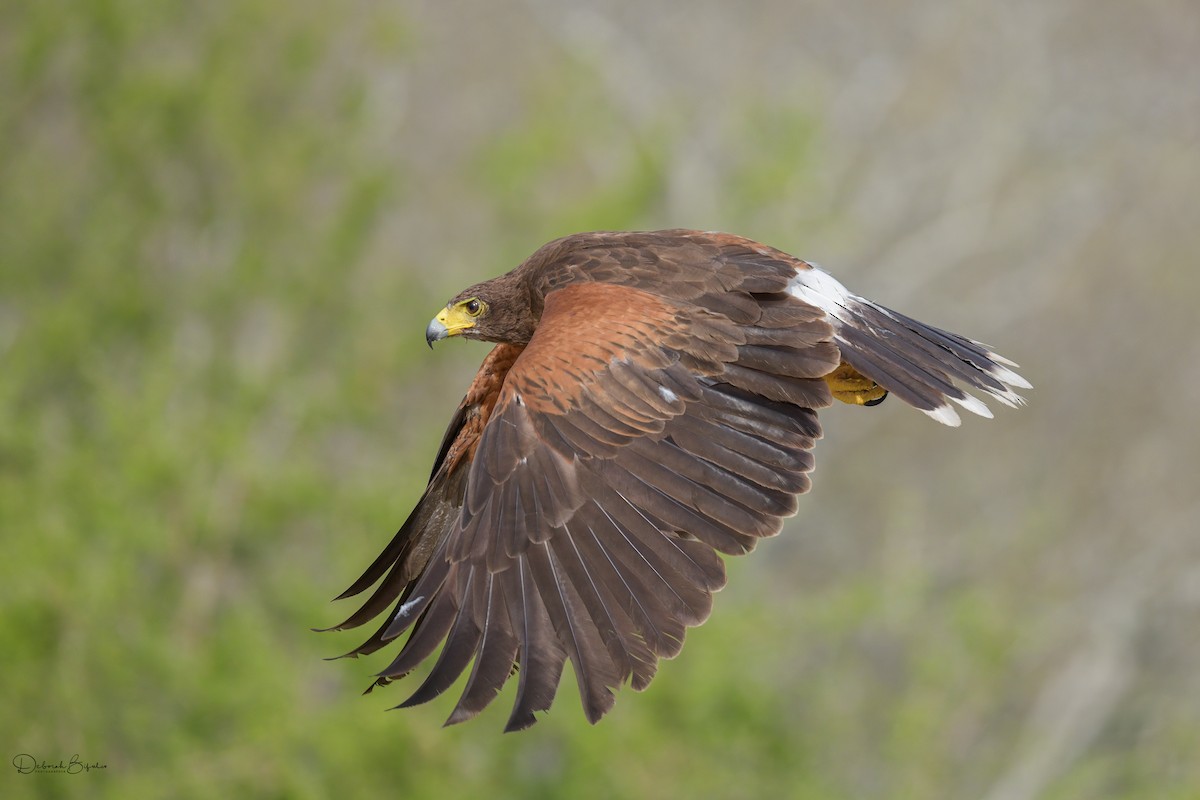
425,317 -> 448,348
425,306 -> 474,348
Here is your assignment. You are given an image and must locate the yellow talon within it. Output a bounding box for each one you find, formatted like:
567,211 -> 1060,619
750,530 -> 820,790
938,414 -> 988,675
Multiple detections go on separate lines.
825,362 -> 888,406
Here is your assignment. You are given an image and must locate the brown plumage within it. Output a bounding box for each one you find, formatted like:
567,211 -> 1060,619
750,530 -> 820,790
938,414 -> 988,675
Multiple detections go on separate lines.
323,229 -> 1030,731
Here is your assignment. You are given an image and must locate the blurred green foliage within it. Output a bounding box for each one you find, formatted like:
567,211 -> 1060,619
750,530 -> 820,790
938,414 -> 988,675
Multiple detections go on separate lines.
4,2 -> 1198,799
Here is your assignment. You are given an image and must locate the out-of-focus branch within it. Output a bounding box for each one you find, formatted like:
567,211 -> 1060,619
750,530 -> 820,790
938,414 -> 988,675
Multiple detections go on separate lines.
980,503 -> 1195,800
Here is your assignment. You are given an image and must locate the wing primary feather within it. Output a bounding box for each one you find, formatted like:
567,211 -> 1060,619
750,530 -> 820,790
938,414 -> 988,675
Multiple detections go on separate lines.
327,553 -> 432,633
503,555 -> 566,732
395,566 -> 481,709
548,519 -> 657,688
570,498 -> 687,661
526,541 -> 619,724
332,543 -> 453,659
381,545 -> 453,640
373,592 -> 458,679
330,465 -> 465,611
665,422 -> 814,493
590,486 -> 716,625
596,457 -> 760,555
618,445 -> 779,542
603,500 -> 727,593
630,435 -> 799,517
566,510 -> 672,686
446,572 -> 520,726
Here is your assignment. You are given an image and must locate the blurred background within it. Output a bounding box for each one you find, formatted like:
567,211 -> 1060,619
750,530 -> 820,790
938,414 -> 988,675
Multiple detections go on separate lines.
4,0 -> 1198,798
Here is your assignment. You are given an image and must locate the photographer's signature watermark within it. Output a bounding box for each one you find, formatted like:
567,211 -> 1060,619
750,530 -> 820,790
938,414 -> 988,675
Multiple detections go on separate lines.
12,753 -> 107,775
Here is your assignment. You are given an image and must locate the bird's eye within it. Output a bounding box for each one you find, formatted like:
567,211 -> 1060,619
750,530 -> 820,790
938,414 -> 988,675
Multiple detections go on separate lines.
464,298 -> 484,317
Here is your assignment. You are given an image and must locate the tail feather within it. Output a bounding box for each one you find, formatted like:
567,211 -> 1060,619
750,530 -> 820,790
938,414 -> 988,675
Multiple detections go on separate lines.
788,265 -> 1029,426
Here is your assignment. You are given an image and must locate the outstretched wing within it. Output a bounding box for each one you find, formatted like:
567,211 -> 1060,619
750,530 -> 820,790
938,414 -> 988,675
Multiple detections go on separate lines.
329,278 -> 838,731
318,343 -> 522,645
613,230 -> 1030,424
527,229 -> 1029,426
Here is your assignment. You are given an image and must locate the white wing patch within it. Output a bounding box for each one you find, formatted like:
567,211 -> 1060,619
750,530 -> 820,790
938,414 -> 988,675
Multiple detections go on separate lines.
786,264 -> 855,321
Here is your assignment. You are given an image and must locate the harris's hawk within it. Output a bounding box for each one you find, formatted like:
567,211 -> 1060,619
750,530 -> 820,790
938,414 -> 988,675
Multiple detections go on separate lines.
325,229 -> 1029,731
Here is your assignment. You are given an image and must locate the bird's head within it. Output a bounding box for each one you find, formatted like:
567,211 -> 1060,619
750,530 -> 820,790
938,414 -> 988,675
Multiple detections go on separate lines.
425,277 -> 537,347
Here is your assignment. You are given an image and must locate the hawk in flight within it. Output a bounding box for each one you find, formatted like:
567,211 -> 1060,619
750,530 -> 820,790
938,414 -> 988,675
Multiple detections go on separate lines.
324,230 -> 1028,731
